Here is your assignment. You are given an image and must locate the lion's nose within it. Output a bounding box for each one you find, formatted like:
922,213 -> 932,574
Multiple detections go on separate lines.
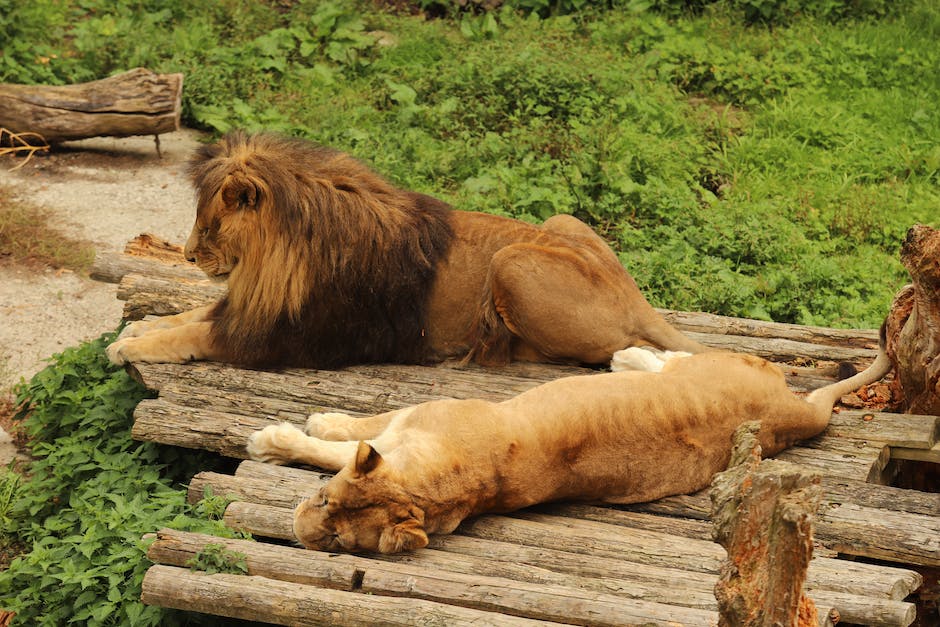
184,249 -> 196,263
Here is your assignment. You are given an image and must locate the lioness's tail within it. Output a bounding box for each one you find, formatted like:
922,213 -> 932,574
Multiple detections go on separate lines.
805,322 -> 893,419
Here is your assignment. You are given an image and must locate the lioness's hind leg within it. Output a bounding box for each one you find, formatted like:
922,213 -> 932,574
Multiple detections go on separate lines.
247,423 -> 360,470
305,412 -> 357,440
306,407 -> 412,441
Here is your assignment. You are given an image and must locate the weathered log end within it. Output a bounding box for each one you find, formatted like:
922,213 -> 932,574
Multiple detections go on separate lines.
0,68 -> 183,144
711,421 -> 824,627
885,224 -> 940,414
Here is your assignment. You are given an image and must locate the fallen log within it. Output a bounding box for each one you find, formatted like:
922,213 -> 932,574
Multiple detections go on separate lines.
885,224 -> 940,414
145,530 -> 721,626
710,422 -> 822,627
0,68 -> 182,144
141,565 -> 543,626
213,500 -> 915,626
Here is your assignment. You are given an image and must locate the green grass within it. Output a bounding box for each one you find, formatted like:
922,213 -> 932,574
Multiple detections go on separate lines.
2,0 -> 937,327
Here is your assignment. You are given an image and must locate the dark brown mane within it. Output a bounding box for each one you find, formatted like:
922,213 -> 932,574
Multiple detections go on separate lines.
188,131 -> 455,368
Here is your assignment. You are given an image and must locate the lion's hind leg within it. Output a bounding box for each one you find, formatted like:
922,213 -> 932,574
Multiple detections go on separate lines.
475,243 -> 651,365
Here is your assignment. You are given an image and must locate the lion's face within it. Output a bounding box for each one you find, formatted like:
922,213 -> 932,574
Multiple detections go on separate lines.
184,173 -> 264,282
293,443 -> 428,554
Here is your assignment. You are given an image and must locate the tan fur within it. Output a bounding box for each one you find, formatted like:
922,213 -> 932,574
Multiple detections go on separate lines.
246,349 -> 891,553
107,131 -> 708,368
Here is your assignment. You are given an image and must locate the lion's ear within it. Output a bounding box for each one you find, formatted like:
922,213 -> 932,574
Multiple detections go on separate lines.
221,174 -> 260,210
352,441 -> 383,477
378,519 -> 428,553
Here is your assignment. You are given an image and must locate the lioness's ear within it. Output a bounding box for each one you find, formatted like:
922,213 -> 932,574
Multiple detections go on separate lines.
378,520 -> 429,554
353,441 -> 383,477
220,174 -> 259,210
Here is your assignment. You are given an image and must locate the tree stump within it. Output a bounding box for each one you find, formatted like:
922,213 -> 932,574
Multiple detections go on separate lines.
710,422 -> 825,627
0,68 -> 182,144
884,224 -> 940,414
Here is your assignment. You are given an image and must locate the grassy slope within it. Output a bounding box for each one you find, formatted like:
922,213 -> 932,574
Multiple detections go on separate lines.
2,2 -> 937,328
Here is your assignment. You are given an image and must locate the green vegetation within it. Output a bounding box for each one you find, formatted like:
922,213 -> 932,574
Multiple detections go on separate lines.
2,0 -> 937,327
186,542 -> 249,576
0,334 -> 246,625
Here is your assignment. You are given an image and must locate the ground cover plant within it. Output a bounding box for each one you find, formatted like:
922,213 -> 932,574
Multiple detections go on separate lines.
0,334 -> 243,625
0,0 -> 938,623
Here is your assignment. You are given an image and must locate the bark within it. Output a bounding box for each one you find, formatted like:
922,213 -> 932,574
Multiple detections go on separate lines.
0,68 -> 182,144
710,422 -> 822,627
884,224 -> 940,414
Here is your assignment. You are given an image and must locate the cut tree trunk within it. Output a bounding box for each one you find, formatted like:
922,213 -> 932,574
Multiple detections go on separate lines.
0,68 -> 182,144
884,224 -> 940,414
710,422 -> 824,627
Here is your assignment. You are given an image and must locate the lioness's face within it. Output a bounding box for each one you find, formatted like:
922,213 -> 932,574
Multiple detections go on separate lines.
293,443 -> 428,554
184,174 -> 261,281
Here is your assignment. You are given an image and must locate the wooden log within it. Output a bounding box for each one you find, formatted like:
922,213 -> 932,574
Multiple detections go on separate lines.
0,68 -> 182,144
141,565 -> 543,626
817,502 -> 940,567
885,224 -> 940,414
709,423 -> 822,627
633,476 -> 939,521
685,331 -> 876,364
657,309 -> 880,349
145,529 -> 720,626
526,502 -> 922,602
91,252 -> 206,285
214,501 -> 916,626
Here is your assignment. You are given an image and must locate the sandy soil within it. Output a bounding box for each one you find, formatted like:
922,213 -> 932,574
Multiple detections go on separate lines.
0,129 -> 205,463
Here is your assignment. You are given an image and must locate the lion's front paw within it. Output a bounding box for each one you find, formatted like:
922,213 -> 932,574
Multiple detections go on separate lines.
116,319 -> 156,340
305,412 -> 354,440
247,423 -> 308,465
105,335 -> 194,366
106,337 -> 135,365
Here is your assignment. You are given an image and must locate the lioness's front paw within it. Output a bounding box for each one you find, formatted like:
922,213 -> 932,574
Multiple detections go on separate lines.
247,423 -> 307,465
305,412 -> 354,440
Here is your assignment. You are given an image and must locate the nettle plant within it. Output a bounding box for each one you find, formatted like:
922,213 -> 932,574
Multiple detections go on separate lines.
0,332 -> 246,626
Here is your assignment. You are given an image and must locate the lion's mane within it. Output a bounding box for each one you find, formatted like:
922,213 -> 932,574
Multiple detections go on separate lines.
187,131 -> 454,368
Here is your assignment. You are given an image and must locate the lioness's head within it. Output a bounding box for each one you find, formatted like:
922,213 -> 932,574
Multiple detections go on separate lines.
293,441 -> 428,554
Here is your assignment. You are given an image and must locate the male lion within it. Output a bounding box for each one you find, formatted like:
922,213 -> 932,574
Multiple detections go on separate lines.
106,130 -> 710,369
246,345 -> 891,553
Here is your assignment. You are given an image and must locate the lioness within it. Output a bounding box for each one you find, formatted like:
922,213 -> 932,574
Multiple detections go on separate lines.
247,346 -> 891,553
107,131 -> 709,369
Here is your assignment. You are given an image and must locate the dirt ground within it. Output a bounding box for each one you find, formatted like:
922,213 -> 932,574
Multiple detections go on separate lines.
0,129 -> 206,463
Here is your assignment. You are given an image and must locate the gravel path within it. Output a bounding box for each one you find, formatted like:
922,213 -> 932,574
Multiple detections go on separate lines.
0,129 -> 205,462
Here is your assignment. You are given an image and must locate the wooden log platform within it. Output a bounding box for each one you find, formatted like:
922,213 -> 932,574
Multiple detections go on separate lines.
93,236 -> 940,627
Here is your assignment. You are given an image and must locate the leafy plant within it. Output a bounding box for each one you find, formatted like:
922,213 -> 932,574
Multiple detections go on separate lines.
186,543 -> 248,576
0,332 -> 247,626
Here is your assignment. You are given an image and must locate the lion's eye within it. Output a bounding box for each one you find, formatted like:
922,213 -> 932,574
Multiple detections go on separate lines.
200,227 -> 210,238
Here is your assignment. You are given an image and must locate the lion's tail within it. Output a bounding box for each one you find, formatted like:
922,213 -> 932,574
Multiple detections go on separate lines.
805,320 -> 893,420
